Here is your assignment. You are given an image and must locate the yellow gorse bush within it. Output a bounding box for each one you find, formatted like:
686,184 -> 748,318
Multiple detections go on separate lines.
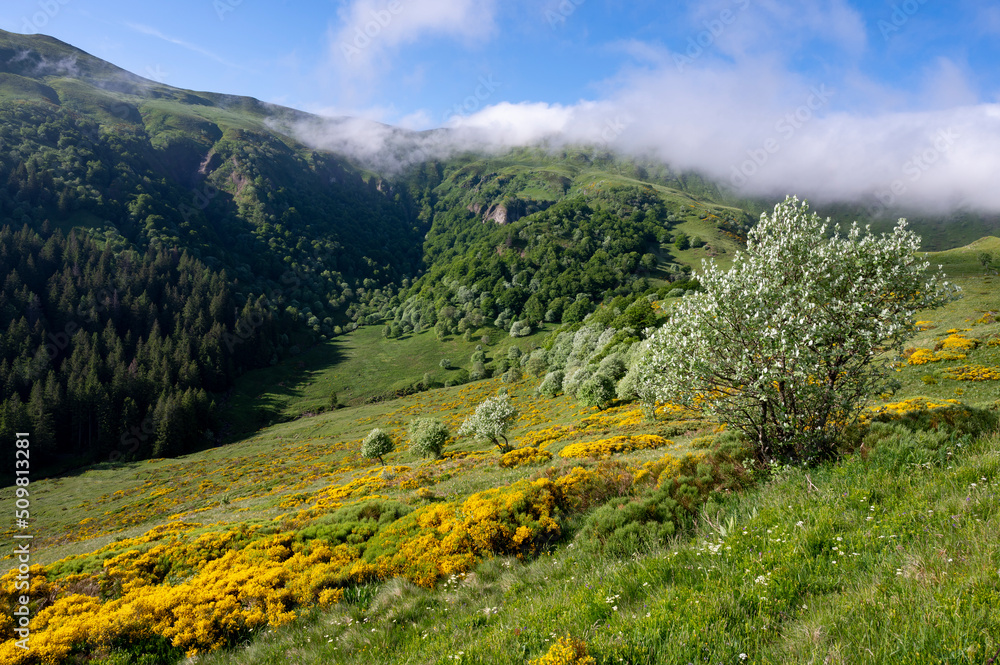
907,348 -> 940,365
500,447 -> 554,468
940,333 -> 978,352
942,364 -> 1000,381
529,635 -> 597,665
522,425 -> 572,449
861,397 -> 963,424
559,434 -> 673,459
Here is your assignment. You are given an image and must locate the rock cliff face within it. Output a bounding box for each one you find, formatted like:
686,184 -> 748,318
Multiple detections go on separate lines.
475,198 -> 527,225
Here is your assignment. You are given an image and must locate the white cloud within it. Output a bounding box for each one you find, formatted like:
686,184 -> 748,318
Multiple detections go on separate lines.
329,0 -> 498,80
289,0 -> 1000,213
920,57 -> 979,110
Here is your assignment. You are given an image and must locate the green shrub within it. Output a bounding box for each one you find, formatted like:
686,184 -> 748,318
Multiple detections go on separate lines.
510,320 -> 532,337
525,351 -> 549,377
408,417 -> 449,459
576,489 -> 684,557
502,367 -> 523,383
863,422 -> 974,472
673,231 -> 690,250
470,361 -> 488,381
361,428 -> 394,465
295,500 -> 414,548
538,370 -> 564,398
576,373 -> 615,409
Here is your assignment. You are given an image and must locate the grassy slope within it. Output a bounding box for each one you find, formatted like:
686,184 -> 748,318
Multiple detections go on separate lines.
5,373 -> 667,568
886,238 -> 1000,409
192,430 -> 1000,665
221,324 -> 557,435
190,255 -> 999,665
0,250 -> 997,663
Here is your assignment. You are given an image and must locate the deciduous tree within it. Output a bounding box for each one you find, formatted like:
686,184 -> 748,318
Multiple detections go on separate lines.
636,196 -> 957,463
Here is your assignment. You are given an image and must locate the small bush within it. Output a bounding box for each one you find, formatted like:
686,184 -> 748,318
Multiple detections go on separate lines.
502,367 -> 523,384
525,351 -> 549,377
576,373 -> 616,409
597,353 -> 627,381
500,447 -> 553,468
361,428 -> 394,465
538,371 -> 564,398
510,320 -> 532,337
576,488 -> 683,557
562,366 -> 592,396
407,418 -> 449,459
529,635 -> 596,665
470,361 -> 488,381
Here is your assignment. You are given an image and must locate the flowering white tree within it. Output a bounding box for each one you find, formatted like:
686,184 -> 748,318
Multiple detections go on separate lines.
458,393 -> 519,453
637,196 -> 957,463
361,428 -> 395,465
407,417 -> 449,459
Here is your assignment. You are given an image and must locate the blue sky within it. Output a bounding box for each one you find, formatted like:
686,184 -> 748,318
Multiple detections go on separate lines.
4,0 -> 1000,210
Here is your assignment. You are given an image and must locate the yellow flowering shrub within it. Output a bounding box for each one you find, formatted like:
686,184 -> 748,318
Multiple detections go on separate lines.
540,463 -> 633,513
559,435 -> 672,459
943,364 -> 1000,381
529,635 -> 597,665
500,447 -> 554,468
863,397 -> 962,423
522,425 -> 572,449
907,348 -> 940,365
361,479 -> 562,587
940,333 -> 978,352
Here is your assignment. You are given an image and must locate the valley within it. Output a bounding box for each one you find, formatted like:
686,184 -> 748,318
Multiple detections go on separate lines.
1,26 -> 1000,665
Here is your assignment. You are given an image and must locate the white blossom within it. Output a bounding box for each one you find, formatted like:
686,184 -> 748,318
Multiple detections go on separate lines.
636,196 -> 958,463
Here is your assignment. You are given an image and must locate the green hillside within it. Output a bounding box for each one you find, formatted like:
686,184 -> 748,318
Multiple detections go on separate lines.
0,29 -> 762,473
0,261 -> 997,664
3,30 -> 1000,664
0,29 -> 422,474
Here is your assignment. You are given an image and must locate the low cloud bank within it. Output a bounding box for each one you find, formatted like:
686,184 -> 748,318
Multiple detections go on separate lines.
288,89 -> 1000,215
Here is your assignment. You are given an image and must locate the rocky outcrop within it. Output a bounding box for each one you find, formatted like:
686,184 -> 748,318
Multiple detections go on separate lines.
481,198 -> 526,225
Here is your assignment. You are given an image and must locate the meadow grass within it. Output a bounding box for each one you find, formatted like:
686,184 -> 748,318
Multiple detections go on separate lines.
3,244 -> 999,664
220,324 -> 555,435
192,427 -> 1000,665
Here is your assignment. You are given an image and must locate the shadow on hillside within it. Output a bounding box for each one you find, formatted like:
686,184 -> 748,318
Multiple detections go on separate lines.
218,339 -> 350,439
